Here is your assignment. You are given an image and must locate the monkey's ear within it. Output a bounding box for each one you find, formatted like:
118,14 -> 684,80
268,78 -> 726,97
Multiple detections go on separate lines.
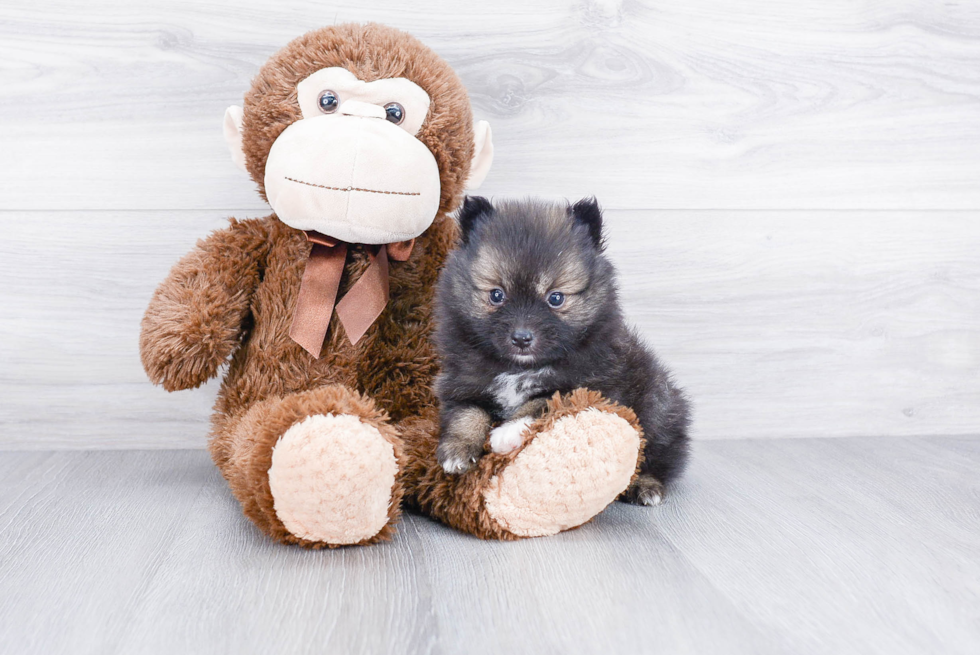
464,121 -> 494,190
457,196 -> 494,244
223,105 -> 248,173
570,197 -> 604,249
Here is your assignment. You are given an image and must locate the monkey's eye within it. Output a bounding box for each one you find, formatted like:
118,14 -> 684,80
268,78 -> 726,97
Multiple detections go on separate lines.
317,90 -> 339,113
547,291 -> 565,308
384,102 -> 405,125
489,288 -> 506,306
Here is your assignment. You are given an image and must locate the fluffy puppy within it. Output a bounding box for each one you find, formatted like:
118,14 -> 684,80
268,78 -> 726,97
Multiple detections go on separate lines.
433,197 -> 690,505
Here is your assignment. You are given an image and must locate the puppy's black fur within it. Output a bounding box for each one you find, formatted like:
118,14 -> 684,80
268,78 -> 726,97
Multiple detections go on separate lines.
433,197 -> 690,504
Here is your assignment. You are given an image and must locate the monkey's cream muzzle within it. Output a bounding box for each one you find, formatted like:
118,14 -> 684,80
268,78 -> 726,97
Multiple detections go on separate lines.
225,67 -> 493,242
263,107 -> 442,244
263,68 -> 442,244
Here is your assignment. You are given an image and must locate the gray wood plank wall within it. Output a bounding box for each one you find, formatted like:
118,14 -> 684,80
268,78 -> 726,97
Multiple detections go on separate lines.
2,0 -> 978,447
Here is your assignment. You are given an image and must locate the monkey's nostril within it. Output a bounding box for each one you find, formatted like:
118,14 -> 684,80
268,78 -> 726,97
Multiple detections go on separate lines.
511,329 -> 534,349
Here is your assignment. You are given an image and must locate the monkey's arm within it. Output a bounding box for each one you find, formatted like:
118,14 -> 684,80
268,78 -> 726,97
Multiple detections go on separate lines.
140,218 -> 269,392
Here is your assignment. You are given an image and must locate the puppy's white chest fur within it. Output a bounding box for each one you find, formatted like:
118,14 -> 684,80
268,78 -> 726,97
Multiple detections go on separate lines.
491,368 -> 553,415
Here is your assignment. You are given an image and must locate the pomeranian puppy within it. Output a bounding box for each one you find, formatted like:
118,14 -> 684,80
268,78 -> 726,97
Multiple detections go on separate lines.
433,196 -> 690,505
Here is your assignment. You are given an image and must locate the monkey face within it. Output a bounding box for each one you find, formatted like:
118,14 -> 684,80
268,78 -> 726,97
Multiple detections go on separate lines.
261,68 -> 442,244
223,23 -> 495,246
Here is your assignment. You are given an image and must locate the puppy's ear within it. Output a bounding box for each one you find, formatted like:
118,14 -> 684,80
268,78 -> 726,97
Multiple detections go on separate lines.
570,197 -> 604,250
457,196 -> 494,245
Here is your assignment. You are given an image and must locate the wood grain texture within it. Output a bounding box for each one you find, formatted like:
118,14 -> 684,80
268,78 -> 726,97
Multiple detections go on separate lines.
2,209 -> 978,447
0,211 -> 234,448
605,210 -> 980,440
1,0 -> 979,210
2,2 -> 979,447
1,438 -> 977,654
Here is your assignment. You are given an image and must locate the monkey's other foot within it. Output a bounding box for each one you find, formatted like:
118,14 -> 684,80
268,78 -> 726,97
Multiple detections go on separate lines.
483,407 -> 641,537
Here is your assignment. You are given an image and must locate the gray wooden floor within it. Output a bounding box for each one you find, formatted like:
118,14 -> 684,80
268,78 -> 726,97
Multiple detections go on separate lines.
2,436 -> 978,655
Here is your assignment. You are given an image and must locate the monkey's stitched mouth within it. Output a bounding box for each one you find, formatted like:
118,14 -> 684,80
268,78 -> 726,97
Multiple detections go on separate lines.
284,177 -> 421,197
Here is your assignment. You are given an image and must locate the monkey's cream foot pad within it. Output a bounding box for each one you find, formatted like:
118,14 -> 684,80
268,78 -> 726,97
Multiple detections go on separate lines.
482,408 -> 641,537
268,414 -> 398,544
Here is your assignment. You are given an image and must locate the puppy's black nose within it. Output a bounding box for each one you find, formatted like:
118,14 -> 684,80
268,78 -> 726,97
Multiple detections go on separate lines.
511,329 -> 534,349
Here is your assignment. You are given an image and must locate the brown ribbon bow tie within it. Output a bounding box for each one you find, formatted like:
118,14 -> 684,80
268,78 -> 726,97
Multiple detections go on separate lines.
289,231 -> 415,357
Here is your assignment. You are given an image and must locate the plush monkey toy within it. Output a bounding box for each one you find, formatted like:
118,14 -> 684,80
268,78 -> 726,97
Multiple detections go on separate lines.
140,23 -> 644,547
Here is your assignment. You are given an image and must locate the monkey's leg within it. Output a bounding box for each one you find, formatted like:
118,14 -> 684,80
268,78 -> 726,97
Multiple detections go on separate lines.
399,389 -> 643,540
209,384 -> 404,548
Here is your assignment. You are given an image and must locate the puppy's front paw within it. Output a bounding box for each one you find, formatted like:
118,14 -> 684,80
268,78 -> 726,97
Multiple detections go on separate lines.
622,474 -> 665,506
437,438 -> 484,475
490,417 -> 534,454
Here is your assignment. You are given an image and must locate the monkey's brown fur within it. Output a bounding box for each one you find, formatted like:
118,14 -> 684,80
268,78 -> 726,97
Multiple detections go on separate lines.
140,23 -> 641,547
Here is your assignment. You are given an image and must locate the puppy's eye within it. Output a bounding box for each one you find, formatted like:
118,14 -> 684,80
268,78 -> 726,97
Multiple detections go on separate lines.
317,90 -> 340,113
384,102 -> 405,125
489,288 -> 506,306
547,291 -> 565,308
